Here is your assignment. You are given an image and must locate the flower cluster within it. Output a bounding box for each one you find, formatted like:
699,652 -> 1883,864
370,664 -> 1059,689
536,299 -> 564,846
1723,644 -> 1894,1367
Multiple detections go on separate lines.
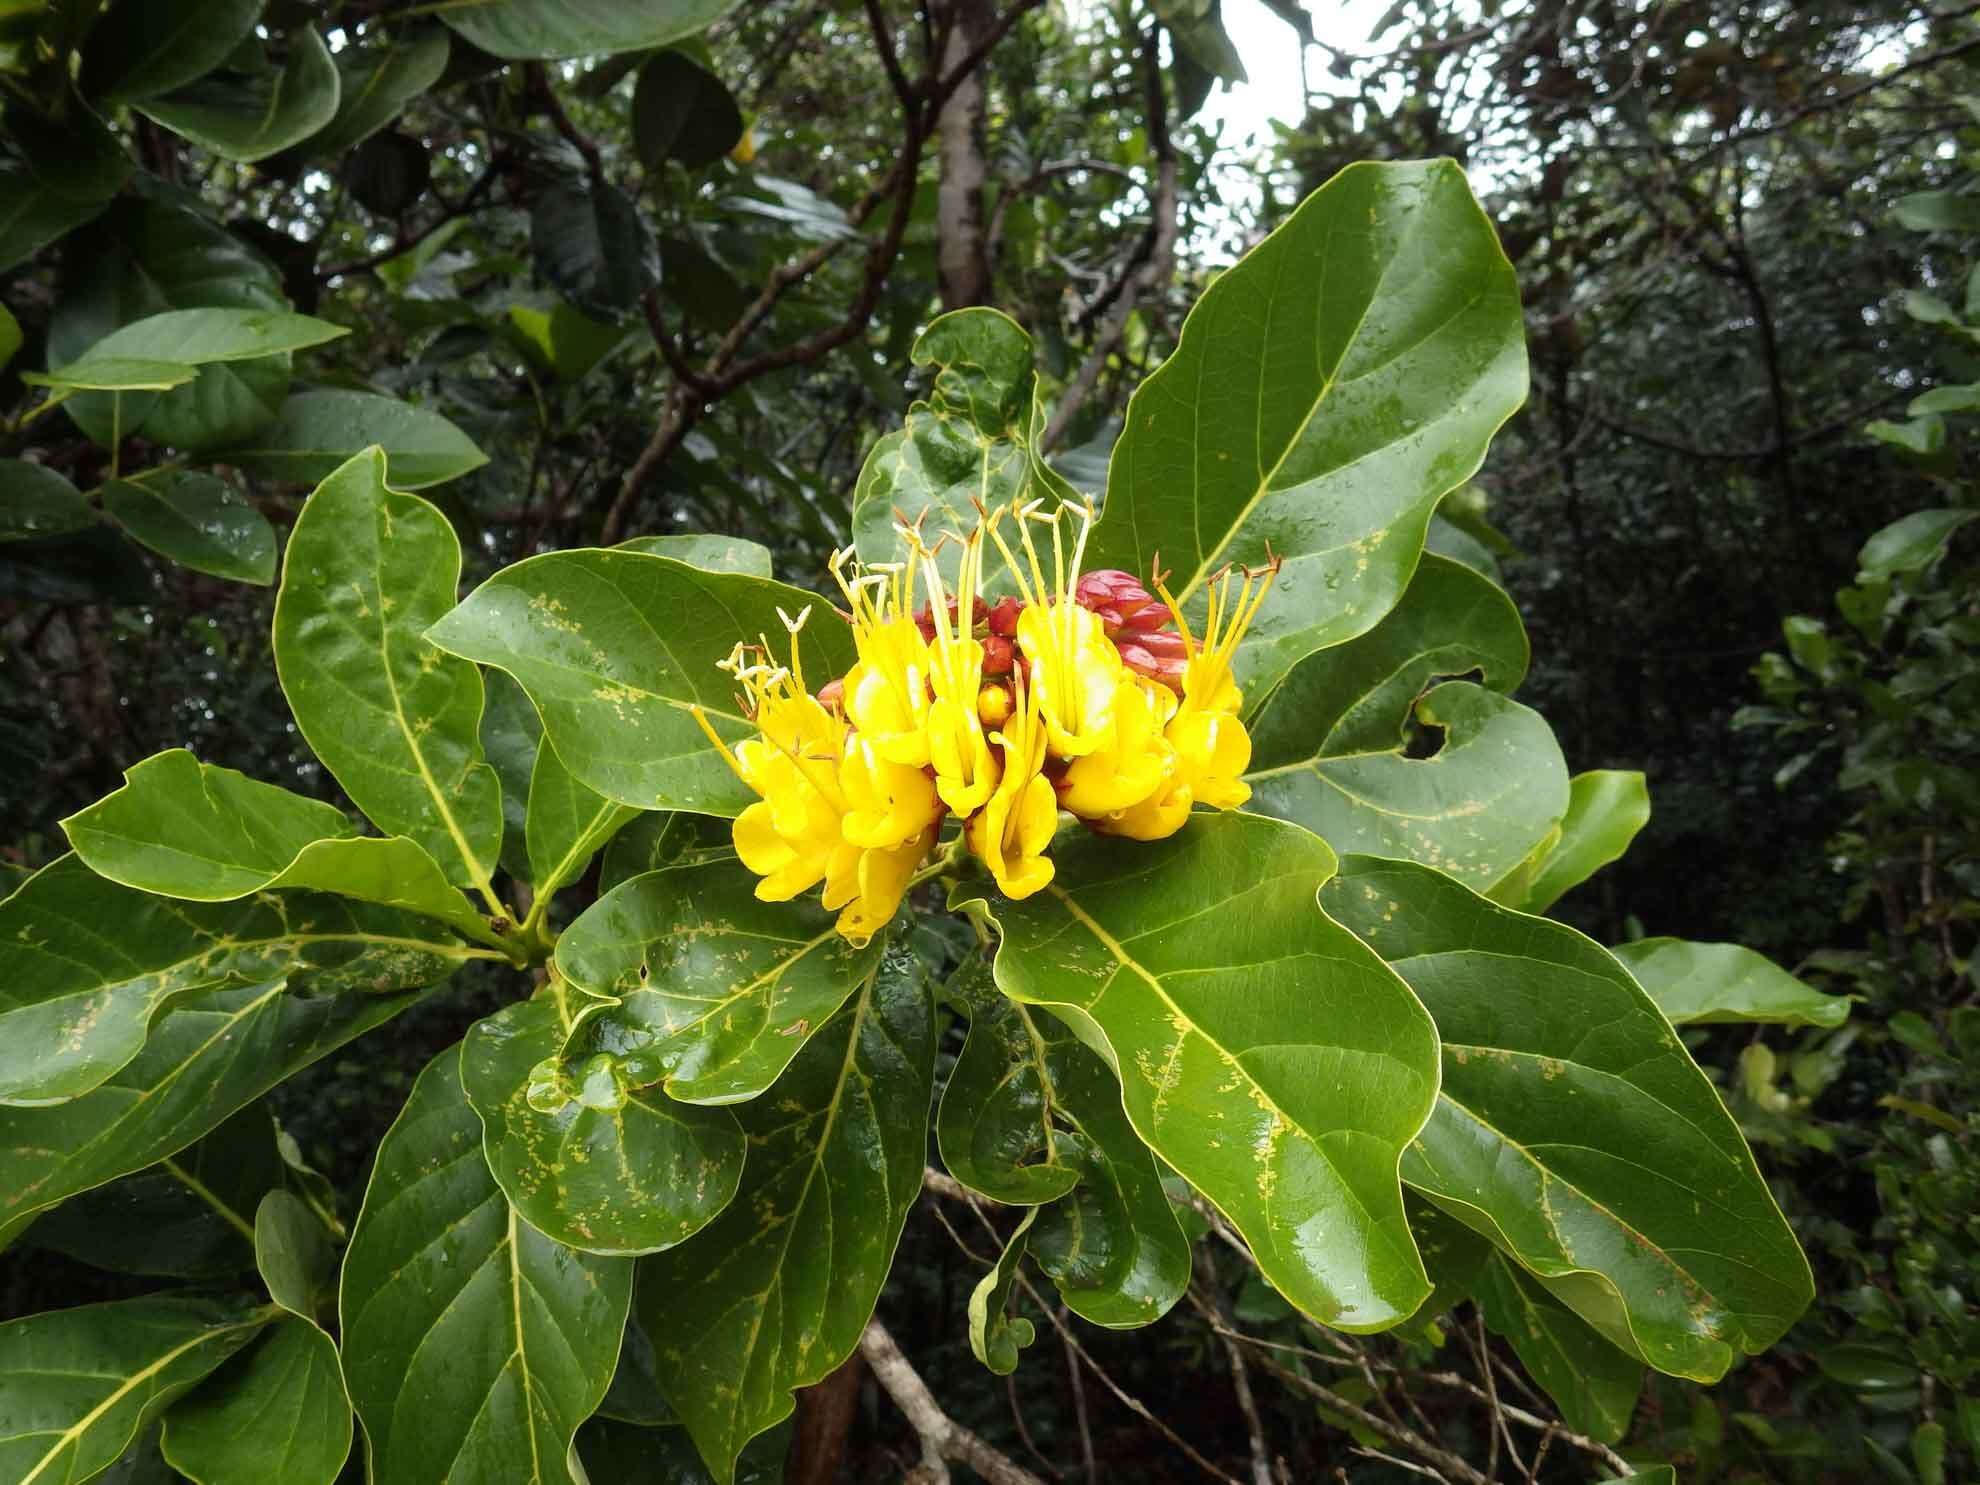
695,499 -> 1275,943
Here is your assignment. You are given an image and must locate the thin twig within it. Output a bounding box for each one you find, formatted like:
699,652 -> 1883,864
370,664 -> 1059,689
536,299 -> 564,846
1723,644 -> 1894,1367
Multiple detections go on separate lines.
1058,1304 -> 1098,1485
860,1320 -> 1049,1485
1186,1264 -> 1272,1485
1245,1354 -> 1492,1485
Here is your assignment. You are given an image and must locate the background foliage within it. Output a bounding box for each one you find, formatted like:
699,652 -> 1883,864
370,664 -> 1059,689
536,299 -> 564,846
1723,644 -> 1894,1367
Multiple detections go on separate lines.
2,1 -> 1976,1483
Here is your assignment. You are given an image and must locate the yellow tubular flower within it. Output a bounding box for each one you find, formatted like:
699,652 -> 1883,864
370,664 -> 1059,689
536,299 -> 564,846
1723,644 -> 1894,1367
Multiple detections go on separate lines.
840,732 -> 941,849
965,674 -> 1058,898
917,529 -> 1000,814
828,825 -> 936,947
989,499 -> 1121,759
1058,673 -> 1177,819
694,612 -> 851,901
1160,560 -> 1277,720
831,547 -> 935,767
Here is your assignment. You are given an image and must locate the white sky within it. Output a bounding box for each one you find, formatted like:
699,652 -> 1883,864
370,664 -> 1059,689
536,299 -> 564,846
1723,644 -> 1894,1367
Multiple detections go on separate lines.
1197,0 -> 1395,152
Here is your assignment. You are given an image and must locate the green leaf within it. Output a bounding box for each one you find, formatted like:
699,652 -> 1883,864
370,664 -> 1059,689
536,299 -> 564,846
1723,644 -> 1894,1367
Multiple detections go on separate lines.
255,1189 -> 337,1322
1153,0 -> 1246,82
0,111 -> 129,271
633,51 -> 745,171
964,811 -> 1440,1332
596,1315 -> 676,1426
618,532 -> 774,577
1816,1342 -> 1918,1391
851,308 -> 1075,587
1246,680 -> 1569,892
79,0 -> 264,105
1867,416 -> 1945,457
1610,938 -> 1851,1029
1894,190 -> 1980,232
61,308 -> 349,453
100,472 -> 278,583
481,669 -> 542,884
0,1296 -> 270,1485
0,461 -> 94,540
0,976 -> 431,1234
340,1047 -> 631,1485
0,302 -> 20,369
1857,508 -> 1977,578
219,388 -> 490,489
460,995 -> 745,1256
555,859 -> 888,1103
426,548 -> 857,814
63,749 -> 500,947
937,957 -> 1188,1326
531,177 -> 660,318
634,947 -> 934,1482
159,1318 -> 352,1485
1513,769 -> 1650,914
526,738 -> 638,899
25,1102 -> 282,1278
274,449 -> 505,898
1323,855 -> 1814,1381
1089,160 -> 1527,700
970,1208 -> 1040,1375
1905,383 -> 1980,416
311,30 -> 450,156
0,854 -> 463,1107
576,1419 -> 790,1485
21,356 -> 198,391
439,0 -> 745,61
1474,1251 -> 1643,1444
599,811 -> 727,891
508,300 -> 628,381
136,26 -> 342,163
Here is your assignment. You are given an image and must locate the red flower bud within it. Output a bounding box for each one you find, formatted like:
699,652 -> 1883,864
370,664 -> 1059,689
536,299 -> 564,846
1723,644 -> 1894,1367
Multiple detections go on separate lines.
1075,569 -> 1166,636
982,634 -> 1016,675
986,595 -> 1022,637
1118,631 -> 1187,689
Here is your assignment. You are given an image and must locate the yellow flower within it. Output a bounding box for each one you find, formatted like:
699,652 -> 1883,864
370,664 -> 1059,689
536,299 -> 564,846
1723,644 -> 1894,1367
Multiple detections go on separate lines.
1161,561 -> 1275,720
823,825 -> 934,947
831,547 -> 935,767
916,529 -> 1000,814
966,673 -> 1058,898
840,732 -> 941,850
989,499 -> 1122,759
1058,673 -> 1177,819
1167,706 -> 1253,810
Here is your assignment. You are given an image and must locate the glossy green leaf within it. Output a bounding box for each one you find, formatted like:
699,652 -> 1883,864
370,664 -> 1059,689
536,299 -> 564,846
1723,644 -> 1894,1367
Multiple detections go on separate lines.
556,858 -> 887,1102
0,461 -> 94,540
159,1318 -> 351,1485
427,549 -> 857,814
220,388 -> 489,490
24,1102 -> 281,1278
48,194 -> 288,450
255,1189 -> 337,1322
0,113 -> 129,271
969,1208 -> 1039,1375
937,957 -> 1188,1326
340,1048 -> 631,1485
1514,769 -> 1650,914
136,27 -> 341,163
531,178 -> 659,318
1246,680 -> 1569,892
1324,855 -> 1814,1381
439,0 -> 744,61
80,0 -> 264,105
480,669 -> 542,884
274,449 -> 505,898
596,1314 -> 676,1426
636,949 -> 934,1480
1090,160 -> 1527,700
0,302 -> 17,370
633,51 -> 746,171
527,739 -> 638,899
461,995 -> 744,1256
0,975 -> 429,1238
508,301 -> 627,381
311,30 -> 450,155
0,854 -> 463,1107
101,472 -> 278,584
1611,938 -> 1851,1029
599,811 -> 728,891
22,357 -> 198,391
88,1427 -> 177,1485
851,308 -> 1075,586
1474,1251 -> 1644,1444
965,811 -> 1441,1332
618,532 -> 774,577
64,749 -> 501,947
0,1296 -> 269,1485
1857,508 -> 1977,577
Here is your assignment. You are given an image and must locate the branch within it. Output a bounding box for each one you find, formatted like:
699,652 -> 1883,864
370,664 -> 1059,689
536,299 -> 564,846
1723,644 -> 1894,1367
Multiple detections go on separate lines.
527,62 -> 603,180
316,165 -> 499,282
1185,1276 -> 1273,1485
1244,1353 -> 1493,1485
859,1320 -> 1049,1485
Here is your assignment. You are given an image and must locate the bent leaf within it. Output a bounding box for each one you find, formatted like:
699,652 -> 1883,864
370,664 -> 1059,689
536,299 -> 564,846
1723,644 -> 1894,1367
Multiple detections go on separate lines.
970,1209 -> 1040,1375
1512,770 -> 1650,914
1324,855 -> 1814,1381
136,27 -> 342,163
1090,159 -> 1528,700
965,811 -> 1440,1332
160,1318 -> 352,1485
312,31 -> 451,156
617,532 -> 773,577
439,0 -> 745,61
460,995 -> 745,1256
526,739 -> 637,900
428,549 -> 858,815
557,859 -> 887,1103
851,308 -> 1075,587
275,449 -> 504,897
0,1296 -> 269,1485
1612,939 -> 1851,1029
1474,1250 -> 1644,1444
221,388 -> 489,490
80,0 -> 265,106
0,854 -> 463,1107
341,1048 -> 631,1485
1,461 -> 94,540
634,947 -> 933,1484
1247,680 -> 1568,891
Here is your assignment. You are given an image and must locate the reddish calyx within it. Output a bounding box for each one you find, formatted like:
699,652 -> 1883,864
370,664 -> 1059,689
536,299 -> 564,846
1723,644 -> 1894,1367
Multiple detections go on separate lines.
1076,568 -> 1186,688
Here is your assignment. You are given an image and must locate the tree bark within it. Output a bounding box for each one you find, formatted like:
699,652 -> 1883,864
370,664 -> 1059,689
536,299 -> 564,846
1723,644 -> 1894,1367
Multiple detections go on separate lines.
935,0 -> 995,309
